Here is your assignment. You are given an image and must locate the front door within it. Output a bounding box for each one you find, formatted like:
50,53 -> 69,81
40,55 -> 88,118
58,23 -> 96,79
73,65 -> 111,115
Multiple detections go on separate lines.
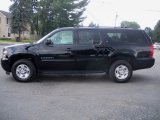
38,29 -> 76,71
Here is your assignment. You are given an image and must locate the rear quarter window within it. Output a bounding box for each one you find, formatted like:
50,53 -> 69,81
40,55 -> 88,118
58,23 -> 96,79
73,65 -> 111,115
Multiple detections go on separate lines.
103,30 -> 147,45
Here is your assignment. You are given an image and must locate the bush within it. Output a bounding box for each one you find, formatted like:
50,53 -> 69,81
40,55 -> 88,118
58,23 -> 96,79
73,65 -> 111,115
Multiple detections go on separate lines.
0,38 -> 12,40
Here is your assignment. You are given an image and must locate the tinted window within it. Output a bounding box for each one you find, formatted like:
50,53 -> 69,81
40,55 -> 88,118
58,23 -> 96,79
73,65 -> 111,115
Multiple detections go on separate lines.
78,30 -> 100,45
103,30 -> 146,44
49,30 -> 73,45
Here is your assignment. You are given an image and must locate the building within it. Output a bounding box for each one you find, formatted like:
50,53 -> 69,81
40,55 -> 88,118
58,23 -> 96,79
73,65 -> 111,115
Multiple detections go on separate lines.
0,10 -> 11,38
0,10 -> 31,39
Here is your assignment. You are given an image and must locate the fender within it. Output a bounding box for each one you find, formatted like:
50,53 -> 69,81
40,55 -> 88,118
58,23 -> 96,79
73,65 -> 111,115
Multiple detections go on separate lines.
108,48 -> 137,58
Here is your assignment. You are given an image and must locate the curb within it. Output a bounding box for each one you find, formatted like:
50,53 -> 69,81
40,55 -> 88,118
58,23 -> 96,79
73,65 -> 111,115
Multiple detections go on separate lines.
0,42 -> 29,46
0,43 -> 15,46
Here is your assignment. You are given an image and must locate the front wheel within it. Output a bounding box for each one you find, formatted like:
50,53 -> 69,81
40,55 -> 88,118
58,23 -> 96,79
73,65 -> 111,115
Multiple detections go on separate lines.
109,60 -> 133,83
11,59 -> 36,82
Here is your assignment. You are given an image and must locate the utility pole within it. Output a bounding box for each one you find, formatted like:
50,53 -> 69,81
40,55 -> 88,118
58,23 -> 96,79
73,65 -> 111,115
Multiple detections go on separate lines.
115,12 -> 118,27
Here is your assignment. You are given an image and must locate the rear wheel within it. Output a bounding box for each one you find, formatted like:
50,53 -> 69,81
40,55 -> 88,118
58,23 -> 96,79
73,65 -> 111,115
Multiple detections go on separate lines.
109,60 -> 132,83
11,59 -> 36,82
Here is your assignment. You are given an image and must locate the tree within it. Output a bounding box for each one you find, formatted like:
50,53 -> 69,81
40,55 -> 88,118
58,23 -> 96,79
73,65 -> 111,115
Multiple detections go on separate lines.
121,21 -> 140,29
88,22 -> 98,27
30,0 -> 39,34
10,0 -> 34,40
10,0 -> 89,37
36,0 -> 89,36
145,27 -> 152,33
144,27 -> 154,40
154,20 -> 160,42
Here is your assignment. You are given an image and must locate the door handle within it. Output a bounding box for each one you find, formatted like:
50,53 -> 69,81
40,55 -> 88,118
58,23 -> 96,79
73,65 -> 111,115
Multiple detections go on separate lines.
66,48 -> 72,51
66,48 -> 75,56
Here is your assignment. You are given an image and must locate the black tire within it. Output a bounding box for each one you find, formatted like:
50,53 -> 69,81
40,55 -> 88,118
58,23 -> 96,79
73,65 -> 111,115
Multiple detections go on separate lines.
11,59 -> 36,82
109,60 -> 132,83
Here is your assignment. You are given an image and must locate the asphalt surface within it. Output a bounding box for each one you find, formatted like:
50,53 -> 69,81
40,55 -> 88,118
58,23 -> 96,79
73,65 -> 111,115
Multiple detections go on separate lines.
0,45 -> 160,120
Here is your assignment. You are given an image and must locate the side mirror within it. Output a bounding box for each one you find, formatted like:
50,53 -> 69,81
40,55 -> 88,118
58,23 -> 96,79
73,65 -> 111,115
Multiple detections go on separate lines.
45,38 -> 53,46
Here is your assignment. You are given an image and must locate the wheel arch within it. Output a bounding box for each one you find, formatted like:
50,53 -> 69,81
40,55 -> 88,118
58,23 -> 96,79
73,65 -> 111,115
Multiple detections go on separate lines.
109,59 -> 133,83
108,54 -> 135,70
9,54 -> 37,72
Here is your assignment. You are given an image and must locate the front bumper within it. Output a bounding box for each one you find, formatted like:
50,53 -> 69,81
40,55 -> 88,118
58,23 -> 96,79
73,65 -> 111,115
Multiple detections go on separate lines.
1,59 -> 11,72
133,58 -> 155,70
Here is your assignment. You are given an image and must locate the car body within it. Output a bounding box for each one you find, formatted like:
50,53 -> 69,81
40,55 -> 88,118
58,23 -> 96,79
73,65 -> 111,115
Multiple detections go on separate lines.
1,27 -> 155,82
154,42 -> 160,50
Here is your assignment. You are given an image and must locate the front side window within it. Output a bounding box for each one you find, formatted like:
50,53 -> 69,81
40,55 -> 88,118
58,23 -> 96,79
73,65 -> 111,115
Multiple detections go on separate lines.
78,30 -> 100,45
49,30 -> 73,45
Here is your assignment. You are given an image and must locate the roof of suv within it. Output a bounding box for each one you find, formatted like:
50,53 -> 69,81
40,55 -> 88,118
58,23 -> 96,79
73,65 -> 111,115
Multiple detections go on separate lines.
58,27 -> 142,31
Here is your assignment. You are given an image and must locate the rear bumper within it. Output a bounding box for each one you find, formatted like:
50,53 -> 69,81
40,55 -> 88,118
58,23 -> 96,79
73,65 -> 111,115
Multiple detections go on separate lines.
133,58 -> 155,70
1,59 -> 11,72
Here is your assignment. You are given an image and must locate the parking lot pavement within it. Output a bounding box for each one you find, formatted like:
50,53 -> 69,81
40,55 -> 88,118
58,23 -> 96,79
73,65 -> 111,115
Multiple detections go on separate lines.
0,45 -> 160,120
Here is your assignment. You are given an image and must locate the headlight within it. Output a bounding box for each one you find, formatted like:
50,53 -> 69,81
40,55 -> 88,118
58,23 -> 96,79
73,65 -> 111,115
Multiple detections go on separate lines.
2,48 -> 8,60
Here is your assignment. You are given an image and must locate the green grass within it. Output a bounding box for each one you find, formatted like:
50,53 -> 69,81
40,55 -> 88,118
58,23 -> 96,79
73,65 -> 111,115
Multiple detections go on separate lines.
0,39 -> 33,44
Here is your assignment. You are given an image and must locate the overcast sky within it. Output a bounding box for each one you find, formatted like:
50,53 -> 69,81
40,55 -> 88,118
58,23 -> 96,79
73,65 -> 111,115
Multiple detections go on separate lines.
0,0 -> 160,29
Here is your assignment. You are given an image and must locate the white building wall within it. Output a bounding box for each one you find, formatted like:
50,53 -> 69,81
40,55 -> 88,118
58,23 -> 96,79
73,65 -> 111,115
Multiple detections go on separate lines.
0,11 -> 32,39
0,12 -> 12,38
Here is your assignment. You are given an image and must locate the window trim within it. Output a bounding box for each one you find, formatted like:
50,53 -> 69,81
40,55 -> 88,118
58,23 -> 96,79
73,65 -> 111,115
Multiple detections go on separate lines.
46,29 -> 75,46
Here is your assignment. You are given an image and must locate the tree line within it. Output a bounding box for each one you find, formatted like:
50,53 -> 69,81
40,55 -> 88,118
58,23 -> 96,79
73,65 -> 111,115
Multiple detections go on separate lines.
9,0 -> 160,42
10,0 -> 89,39
88,20 -> 160,43
148,20 -> 160,43
121,21 -> 160,43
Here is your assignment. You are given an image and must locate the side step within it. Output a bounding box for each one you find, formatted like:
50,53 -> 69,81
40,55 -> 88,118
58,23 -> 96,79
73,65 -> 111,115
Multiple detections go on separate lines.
41,70 -> 105,75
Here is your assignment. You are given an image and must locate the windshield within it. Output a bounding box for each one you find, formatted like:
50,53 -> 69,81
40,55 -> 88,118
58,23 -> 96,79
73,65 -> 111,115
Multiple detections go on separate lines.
36,29 -> 58,44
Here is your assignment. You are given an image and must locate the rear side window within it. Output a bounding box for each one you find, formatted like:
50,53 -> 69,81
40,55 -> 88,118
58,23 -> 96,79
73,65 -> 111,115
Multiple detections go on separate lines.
103,30 -> 146,44
78,29 -> 100,45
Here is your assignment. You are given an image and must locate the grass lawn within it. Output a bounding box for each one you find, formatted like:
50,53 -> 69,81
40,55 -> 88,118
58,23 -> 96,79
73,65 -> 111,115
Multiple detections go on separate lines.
0,39 -> 33,44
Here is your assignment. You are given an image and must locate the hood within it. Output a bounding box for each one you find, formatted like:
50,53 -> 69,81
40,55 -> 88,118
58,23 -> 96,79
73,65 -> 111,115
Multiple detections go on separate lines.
5,43 -> 31,49
4,43 -> 37,56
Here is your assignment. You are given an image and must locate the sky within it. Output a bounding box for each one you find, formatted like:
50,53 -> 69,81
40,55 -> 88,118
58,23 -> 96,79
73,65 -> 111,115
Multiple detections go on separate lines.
0,0 -> 160,29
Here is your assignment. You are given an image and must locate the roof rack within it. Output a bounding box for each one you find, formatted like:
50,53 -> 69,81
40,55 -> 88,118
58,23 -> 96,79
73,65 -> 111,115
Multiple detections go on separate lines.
120,26 -> 139,29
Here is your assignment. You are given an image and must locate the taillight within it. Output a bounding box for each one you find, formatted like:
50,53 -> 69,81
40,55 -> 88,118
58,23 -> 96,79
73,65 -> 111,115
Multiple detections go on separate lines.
150,44 -> 154,58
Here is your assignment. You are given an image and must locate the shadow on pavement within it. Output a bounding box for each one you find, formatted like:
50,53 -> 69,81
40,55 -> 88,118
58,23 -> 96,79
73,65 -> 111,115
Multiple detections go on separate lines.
35,74 -> 110,83
33,73 -> 154,84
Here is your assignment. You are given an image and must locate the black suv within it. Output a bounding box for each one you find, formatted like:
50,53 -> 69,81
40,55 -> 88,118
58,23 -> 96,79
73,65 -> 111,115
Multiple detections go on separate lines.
1,27 -> 155,83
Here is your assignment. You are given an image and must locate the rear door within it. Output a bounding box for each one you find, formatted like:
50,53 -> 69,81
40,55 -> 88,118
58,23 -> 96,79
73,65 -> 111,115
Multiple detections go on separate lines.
74,29 -> 106,71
